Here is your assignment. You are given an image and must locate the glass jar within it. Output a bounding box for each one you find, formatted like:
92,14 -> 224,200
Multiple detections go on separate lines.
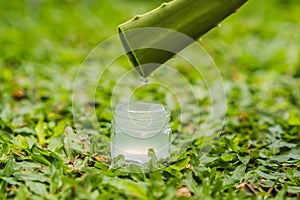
111,101 -> 171,165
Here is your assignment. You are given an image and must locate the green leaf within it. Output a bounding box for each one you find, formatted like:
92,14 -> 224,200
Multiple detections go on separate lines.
14,161 -> 41,171
220,153 -> 237,162
199,156 -> 218,165
110,155 -> 125,170
25,181 -> 48,196
80,173 -> 102,192
14,127 -> 35,136
129,164 -> 146,181
231,164 -> 246,181
0,181 -> 8,199
147,148 -> 159,170
256,170 -> 277,180
270,148 -> 300,162
185,171 -> 199,195
238,155 -> 250,165
13,171 -> 49,182
224,164 -> 247,186
63,126 -> 84,160
288,110 -> 300,125
35,117 -> 47,146
170,156 -> 190,171
268,140 -> 297,149
107,178 -> 147,200
50,168 -> 62,194
287,186 -> 300,194
286,168 -> 294,180
47,136 -> 63,152
273,184 -> 287,200
12,135 -> 29,149
15,185 -> 30,200
52,121 -> 65,137
94,160 -> 109,171
0,157 -> 14,177
1,143 -> 9,154
30,153 -> 52,166
0,177 -> 19,185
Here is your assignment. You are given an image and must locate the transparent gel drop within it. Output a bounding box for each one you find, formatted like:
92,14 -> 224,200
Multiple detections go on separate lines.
140,76 -> 149,85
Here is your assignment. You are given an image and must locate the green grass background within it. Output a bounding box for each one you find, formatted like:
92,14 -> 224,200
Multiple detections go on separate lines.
0,0 -> 299,199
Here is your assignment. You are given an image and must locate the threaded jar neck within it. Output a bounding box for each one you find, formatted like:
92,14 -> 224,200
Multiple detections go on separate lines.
113,101 -> 170,138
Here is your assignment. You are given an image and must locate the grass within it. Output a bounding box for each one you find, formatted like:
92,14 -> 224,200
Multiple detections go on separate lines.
0,0 -> 300,199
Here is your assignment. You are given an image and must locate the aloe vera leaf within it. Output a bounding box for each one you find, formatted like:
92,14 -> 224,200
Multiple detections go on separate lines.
119,0 -> 248,77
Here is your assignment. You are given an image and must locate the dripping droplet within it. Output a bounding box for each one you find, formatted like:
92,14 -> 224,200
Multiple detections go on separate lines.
140,76 -> 149,85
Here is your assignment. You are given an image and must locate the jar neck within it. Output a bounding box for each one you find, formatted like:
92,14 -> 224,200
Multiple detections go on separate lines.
113,101 -> 170,138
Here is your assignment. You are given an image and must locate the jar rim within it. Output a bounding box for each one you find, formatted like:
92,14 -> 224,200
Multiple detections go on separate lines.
113,101 -> 170,138
114,101 -> 170,121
